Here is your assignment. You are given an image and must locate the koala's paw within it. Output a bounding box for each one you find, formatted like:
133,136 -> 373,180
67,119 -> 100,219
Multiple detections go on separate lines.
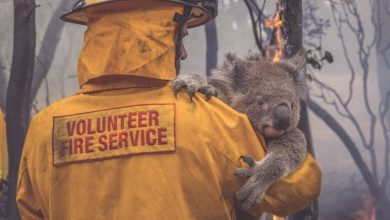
198,84 -> 218,100
172,74 -> 217,102
234,157 -> 269,210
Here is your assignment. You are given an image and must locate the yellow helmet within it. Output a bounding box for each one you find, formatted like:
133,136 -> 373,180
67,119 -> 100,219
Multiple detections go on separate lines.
61,0 -> 218,28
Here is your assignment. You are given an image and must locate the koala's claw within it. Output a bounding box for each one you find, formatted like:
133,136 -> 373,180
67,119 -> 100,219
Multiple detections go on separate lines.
172,75 -> 217,102
234,168 -> 252,178
199,85 -> 218,101
172,79 -> 186,99
239,156 -> 255,167
187,84 -> 199,102
234,156 -> 255,177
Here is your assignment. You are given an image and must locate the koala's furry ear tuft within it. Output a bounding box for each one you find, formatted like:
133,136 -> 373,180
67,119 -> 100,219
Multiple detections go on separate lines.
295,71 -> 309,100
233,60 -> 246,77
245,53 -> 262,61
223,52 -> 246,78
278,49 -> 309,100
224,53 -> 239,66
280,49 -> 307,75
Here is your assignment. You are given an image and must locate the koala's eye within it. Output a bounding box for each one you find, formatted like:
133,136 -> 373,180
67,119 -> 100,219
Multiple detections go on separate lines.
258,99 -> 265,105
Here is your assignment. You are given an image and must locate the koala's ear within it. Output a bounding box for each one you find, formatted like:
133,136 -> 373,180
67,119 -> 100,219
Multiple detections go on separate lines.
223,53 -> 246,79
245,52 -> 262,61
295,71 -> 309,100
280,49 -> 307,73
224,52 -> 239,66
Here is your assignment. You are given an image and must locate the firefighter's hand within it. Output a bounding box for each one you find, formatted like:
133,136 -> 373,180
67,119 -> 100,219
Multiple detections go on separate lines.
234,156 -> 270,210
172,74 -> 217,102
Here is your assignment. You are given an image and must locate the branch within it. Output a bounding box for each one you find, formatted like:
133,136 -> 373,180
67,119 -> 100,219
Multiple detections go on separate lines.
329,1 -> 356,106
311,77 -> 349,118
308,99 -> 380,197
310,77 -> 371,150
29,0 -> 72,110
244,0 -> 264,55
44,77 -> 50,107
329,0 -> 377,154
380,90 -> 390,186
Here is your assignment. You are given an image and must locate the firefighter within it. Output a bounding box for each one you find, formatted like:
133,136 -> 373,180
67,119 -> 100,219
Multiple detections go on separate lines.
17,0 -> 321,219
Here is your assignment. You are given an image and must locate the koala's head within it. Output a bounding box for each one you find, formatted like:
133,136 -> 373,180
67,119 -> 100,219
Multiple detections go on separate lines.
223,52 -> 307,138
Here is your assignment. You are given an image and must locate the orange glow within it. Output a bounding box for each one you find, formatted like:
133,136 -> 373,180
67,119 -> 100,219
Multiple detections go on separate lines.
273,48 -> 283,62
264,3 -> 284,63
354,192 -> 376,220
273,216 -> 286,220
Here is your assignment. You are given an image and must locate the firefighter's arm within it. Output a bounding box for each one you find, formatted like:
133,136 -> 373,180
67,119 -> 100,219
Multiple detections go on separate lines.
217,112 -> 321,217
239,129 -> 322,217
16,119 -> 44,220
199,97 -> 321,217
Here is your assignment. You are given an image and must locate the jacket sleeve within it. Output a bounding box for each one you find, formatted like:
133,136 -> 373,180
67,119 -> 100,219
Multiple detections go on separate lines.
237,128 -> 322,217
16,119 -> 45,220
203,98 -> 322,218
248,153 -> 322,217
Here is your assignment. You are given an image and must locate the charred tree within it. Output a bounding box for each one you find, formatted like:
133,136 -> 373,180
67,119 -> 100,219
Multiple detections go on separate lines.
0,63 -> 7,110
284,1 -> 318,219
5,0 -> 36,219
205,20 -> 218,76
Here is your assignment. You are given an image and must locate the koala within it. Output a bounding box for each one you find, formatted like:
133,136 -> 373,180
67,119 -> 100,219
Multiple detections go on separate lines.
172,52 -> 308,211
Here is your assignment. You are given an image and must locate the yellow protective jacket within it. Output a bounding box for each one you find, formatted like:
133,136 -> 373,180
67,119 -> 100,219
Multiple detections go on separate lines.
0,111 -> 7,181
17,3 -> 321,220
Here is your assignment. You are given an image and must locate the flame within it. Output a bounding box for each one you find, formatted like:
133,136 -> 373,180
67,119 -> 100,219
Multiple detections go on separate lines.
272,216 -> 286,220
264,2 -> 284,63
354,192 -> 376,220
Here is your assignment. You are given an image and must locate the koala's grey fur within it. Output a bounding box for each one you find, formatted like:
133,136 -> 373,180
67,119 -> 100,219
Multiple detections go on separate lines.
172,52 -> 308,212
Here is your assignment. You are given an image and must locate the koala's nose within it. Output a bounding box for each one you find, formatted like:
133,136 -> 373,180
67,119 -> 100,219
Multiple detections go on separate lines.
273,104 -> 291,130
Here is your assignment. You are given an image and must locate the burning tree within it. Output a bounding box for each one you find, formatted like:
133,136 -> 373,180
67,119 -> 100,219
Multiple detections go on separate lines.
243,0 -> 318,219
303,0 -> 390,219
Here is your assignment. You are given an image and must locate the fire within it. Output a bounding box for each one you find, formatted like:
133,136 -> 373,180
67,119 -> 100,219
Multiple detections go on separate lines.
264,1 -> 285,63
354,192 -> 376,220
272,216 -> 286,220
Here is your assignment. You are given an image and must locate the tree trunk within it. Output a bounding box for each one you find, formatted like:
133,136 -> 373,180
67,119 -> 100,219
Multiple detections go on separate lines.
205,20 -> 218,76
0,64 -> 7,110
308,99 -> 390,220
285,0 -> 318,219
5,0 -> 36,219
28,0 -> 71,109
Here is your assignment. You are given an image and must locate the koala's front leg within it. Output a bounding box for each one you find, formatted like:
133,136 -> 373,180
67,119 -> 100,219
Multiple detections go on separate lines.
234,154 -> 283,210
235,128 -> 307,210
172,74 -> 217,101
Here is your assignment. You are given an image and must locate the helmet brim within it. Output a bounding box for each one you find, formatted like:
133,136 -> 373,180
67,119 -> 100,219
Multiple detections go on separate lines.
60,0 -> 212,28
